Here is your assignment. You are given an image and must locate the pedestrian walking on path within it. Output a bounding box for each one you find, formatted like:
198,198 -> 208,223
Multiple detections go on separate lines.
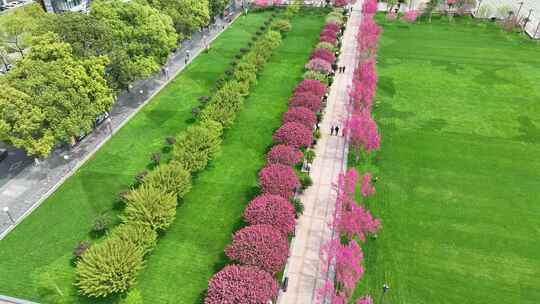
330,125 -> 335,136
335,125 -> 340,136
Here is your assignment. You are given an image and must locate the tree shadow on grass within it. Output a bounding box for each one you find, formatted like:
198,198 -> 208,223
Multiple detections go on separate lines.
378,76 -> 396,98
419,118 -> 448,132
431,59 -> 464,75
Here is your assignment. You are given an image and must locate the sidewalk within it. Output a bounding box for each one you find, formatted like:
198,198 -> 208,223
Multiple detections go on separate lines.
0,12 -> 239,239
277,2 -> 363,303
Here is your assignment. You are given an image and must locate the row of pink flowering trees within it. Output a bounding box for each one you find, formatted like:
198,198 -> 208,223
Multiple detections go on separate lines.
317,1 -> 383,303
204,9 -> 341,303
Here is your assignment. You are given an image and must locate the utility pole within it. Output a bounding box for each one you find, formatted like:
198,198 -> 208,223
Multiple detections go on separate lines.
516,1 -> 525,23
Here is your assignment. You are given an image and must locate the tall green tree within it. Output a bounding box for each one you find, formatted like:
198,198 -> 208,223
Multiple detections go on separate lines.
0,4 -> 46,60
209,0 -> 229,19
0,33 -> 113,157
90,0 -> 177,90
145,0 -> 209,41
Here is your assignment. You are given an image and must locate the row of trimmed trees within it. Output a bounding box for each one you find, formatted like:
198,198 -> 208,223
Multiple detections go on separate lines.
317,1 -> 384,303
74,12 -> 289,301
204,6 -> 350,303
0,0 -> 229,157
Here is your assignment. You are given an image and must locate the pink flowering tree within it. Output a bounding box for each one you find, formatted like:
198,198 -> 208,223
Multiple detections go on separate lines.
320,34 -> 338,45
361,173 -> 376,198
205,265 -> 278,304
267,144 -> 303,166
357,59 -> 377,109
333,0 -> 349,7
356,296 -> 374,304
294,79 -> 327,98
358,18 -> 382,57
283,106 -> 317,128
344,111 -> 381,163
253,0 -> 271,7
259,163 -> 300,198
306,58 -> 333,74
403,10 -> 419,23
311,48 -> 337,64
323,22 -> 341,34
244,194 -> 296,235
290,92 -> 322,112
320,239 -> 365,297
362,0 -> 377,15
225,224 -> 289,274
272,122 -> 313,148
335,202 -> 381,241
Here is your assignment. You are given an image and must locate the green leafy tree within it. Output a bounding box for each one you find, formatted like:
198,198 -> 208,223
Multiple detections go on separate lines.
172,120 -> 223,172
0,33 -> 113,157
90,0 -> 177,90
209,0 -> 229,18
121,184 -> 178,231
45,12 -> 113,59
110,223 -> 158,254
146,0 -> 209,40
0,4 -> 46,59
144,162 -> 192,198
76,237 -> 145,298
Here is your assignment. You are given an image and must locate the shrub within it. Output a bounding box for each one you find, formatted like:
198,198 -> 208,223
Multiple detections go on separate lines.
224,224 -> 289,273
311,48 -> 336,64
316,41 -> 337,52
303,70 -> 329,85
150,152 -> 161,165
172,120 -> 223,172
283,107 -> 317,128
165,136 -> 176,145
135,171 -> 148,184
299,173 -> 313,190
289,92 -> 322,112
291,197 -> 304,216
121,184 -> 177,231
402,10 -> 419,23
320,29 -> 338,40
294,79 -> 327,98
325,15 -> 343,26
304,148 -> 316,163
205,265 -> 279,304
144,162 -> 192,198
110,223 -> 157,255
271,19 -> 292,33
323,22 -> 341,34
319,34 -> 337,45
200,81 -> 245,128
92,215 -> 111,235
259,163 -> 300,198
244,194 -> 296,235
267,144 -> 303,166
306,58 -> 333,74
76,237 -> 145,297
273,122 -> 313,148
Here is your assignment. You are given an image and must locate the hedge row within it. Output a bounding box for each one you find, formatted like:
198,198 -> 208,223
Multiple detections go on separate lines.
75,13 -> 287,299
204,7 -> 346,304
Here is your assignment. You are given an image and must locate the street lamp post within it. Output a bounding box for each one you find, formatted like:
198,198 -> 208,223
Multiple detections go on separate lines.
523,9 -> 534,30
475,0 -> 483,15
535,21 -> 540,39
380,283 -> 390,304
516,1 -> 524,22
63,154 -> 72,172
3,206 -> 15,224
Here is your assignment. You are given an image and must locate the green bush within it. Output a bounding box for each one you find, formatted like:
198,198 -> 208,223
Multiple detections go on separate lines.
200,82 -> 245,128
291,197 -> 304,217
144,162 -> 192,198
304,149 -> 316,163
121,184 -> 177,231
299,173 -> 313,190
271,19 -> 292,33
172,120 -> 223,171
76,237 -> 145,297
110,223 -> 157,255
303,70 -> 329,85
326,13 -> 344,25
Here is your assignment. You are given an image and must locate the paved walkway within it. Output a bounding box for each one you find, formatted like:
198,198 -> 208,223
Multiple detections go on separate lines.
0,12 -> 240,239
277,3 -> 363,303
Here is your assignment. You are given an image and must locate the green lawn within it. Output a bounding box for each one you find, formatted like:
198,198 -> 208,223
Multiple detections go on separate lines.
135,10 -> 326,303
353,16 -> 540,303
0,12 -> 270,303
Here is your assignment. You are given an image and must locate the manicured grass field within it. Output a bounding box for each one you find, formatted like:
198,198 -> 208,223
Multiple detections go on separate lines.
0,12 -> 270,303
135,10 -> 326,303
353,16 -> 540,303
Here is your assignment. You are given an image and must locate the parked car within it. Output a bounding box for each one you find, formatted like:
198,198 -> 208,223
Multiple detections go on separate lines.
0,149 -> 8,162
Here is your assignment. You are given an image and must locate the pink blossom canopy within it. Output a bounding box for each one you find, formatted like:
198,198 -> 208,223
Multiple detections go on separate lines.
267,144 -> 303,166
205,265 -> 279,304
290,92 -> 322,112
225,224 -> 289,274
272,122 -> 313,149
259,163 -> 300,198
244,194 -> 296,235
283,106 -> 317,128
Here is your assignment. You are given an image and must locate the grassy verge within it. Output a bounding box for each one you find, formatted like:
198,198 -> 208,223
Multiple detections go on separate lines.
352,15 -> 540,303
0,12 -> 270,303
135,9 -> 327,304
